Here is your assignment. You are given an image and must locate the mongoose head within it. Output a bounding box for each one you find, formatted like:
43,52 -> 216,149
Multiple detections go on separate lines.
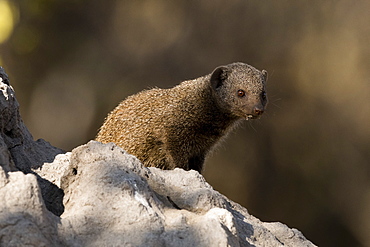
210,62 -> 268,120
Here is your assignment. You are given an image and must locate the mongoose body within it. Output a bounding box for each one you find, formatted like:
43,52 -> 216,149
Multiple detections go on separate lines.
96,62 -> 268,173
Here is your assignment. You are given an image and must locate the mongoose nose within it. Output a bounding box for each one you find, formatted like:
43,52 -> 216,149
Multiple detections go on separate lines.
254,108 -> 264,116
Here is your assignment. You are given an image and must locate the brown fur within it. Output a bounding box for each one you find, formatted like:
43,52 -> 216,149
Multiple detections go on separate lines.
96,62 -> 268,173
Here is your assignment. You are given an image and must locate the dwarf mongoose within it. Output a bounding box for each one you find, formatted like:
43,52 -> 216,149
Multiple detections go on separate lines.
96,62 -> 268,173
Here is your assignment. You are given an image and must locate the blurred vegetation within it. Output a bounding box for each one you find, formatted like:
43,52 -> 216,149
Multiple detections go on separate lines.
1,0 -> 370,246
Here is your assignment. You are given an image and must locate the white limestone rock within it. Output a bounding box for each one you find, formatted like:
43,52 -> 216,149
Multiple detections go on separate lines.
56,141 -> 316,247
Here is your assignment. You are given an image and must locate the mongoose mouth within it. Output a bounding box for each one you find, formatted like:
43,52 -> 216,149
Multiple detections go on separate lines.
246,114 -> 260,120
246,108 -> 264,120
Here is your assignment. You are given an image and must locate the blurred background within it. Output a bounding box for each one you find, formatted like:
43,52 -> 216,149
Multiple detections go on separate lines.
1,0 -> 369,246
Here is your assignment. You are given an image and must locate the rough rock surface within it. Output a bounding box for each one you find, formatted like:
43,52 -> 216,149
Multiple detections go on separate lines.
0,67 -> 65,216
0,168 -> 62,246
0,67 -> 316,246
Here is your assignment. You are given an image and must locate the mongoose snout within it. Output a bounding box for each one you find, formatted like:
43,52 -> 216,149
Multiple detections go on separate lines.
96,62 -> 268,173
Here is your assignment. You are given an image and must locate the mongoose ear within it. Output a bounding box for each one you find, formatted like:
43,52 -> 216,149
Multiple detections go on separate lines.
210,66 -> 229,89
262,69 -> 268,83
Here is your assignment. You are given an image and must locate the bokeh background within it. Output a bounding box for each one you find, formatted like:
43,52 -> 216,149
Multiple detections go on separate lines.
1,1 -> 369,246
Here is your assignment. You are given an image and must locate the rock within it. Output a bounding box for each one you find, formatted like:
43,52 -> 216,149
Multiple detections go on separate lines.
0,67 -> 65,216
58,141 -> 315,247
0,167 -> 62,247
0,67 -> 316,246
0,67 -> 64,172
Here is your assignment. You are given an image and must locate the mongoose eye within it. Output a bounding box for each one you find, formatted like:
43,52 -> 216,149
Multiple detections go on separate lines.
237,89 -> 246,97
